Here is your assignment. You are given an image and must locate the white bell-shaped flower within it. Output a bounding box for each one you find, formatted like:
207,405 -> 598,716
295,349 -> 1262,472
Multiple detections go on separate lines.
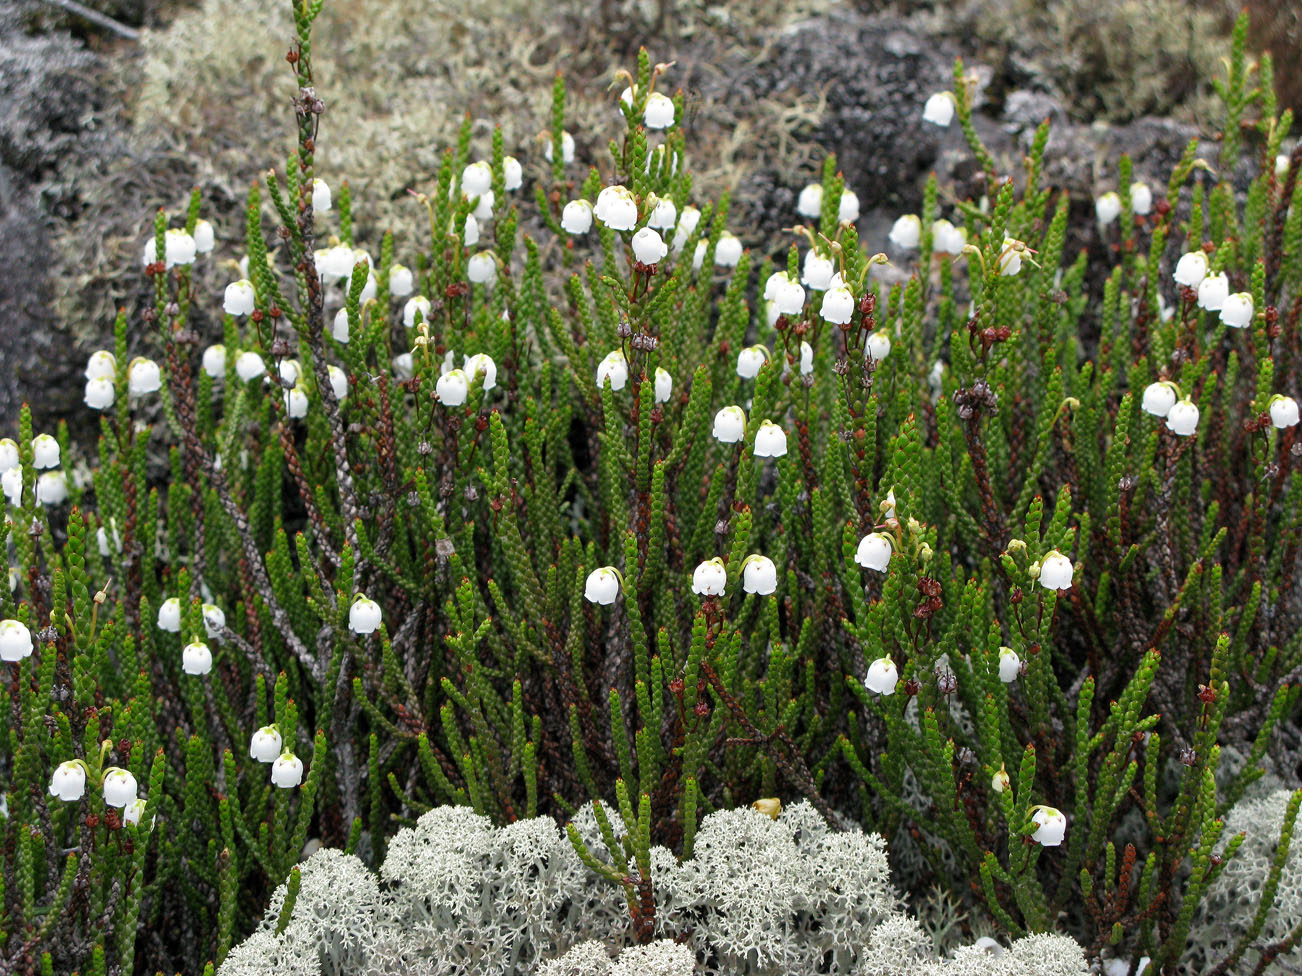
855,533 -> 892,571
768,273 -> 807,317
202,344 -> 227,379
84,376 -> 115,411
922,92 -> 955,127
1220,292 -> 1254,328
1030,805 -> 1067,846
502,156 -> 523,191
1197,272 -> 1229,311
584,566 -> 622,605
48,761 -> 86,802
741,554 -> 778,595
315,245 -> 355,281
235,351 -> 265,382
821,285 -> 855,325
36,472 -> 68,506
388,263 -> 414,297
865,656 -> 899,695
736,345 -> 768,379
311,178 -> 332,213
193,219 -> 214,254
436,369 -> 470,406
182,639 -> 213,676
277,359 -> 302,387
458,213 -> 481,248
647,195 -> 677,230
997,238 -> 1024,276
802,252 -> 835,291
644,92 -> 676,129
157,598 -> 182,632
102,768 -> 138,808
271,752 -> 304,788
1130,181 -> 1153,216
466,252 -> 498,285
991,766 -> 1011,794
201,603 -> 226,637
1141,381 -> 1178,418
596,351 -> 629,392
753,420 -> 788,458
654,367 -> 673,403
403,296 -> 432,328
327,365 -> 348,401
284,387 -> 309,419
127,358 -> 162,396
998,647 -> 1021,683
223,279 -> 256,317
712,405 -> 747,443
1269,395 -> 1300,429
249,725 -> 283,763
122,798 -> 150,827
796,183 -> 823,219
0,619 -> 33,662
561,199 -> 594,235
594,186 -> 638,232
1037,550 -> 1074,590
799,341 -> 814,375
465,353 -> 497,391
331,308 -> 351,343
631,227 -> 668,265
85,350 -> 116,381
671,206 -> 702,252
469,190 -> 494,223
866,330 -> 892,361
932,219 -> 967,255
838,189 -> 860,223
1173,250 -> 1208,288
1,468 -> 21,507
461,161 -> 493,197
143,228 -> 198,268
888,214 -> 921,249
1095,192 -> 1122,225
1165,398 -> 1200,436
349,595 -> 382,634
691,557 -> 727,597
714,232 -> 743,267
542,130 -> 576,164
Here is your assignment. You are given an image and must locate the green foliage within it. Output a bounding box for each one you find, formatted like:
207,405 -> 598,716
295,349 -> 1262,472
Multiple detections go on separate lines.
2,6 -> 1301,976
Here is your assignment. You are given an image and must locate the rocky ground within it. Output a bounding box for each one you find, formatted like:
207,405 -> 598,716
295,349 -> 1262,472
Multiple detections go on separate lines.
0,0 -> 1286,444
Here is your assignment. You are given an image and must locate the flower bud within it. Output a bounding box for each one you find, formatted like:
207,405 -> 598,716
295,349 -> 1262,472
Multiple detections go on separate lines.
799,341 -> 814,375
992,765 -> 1010,793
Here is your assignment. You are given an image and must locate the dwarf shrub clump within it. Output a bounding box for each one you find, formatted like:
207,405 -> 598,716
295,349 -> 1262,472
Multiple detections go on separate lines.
1,1 -> 1301,974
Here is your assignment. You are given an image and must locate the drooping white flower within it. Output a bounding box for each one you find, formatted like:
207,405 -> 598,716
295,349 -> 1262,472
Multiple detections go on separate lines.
932,219 -> 967,255
865,656 -> 899,695
1173,250 -> 1208,288
283,387 -> 309,420
277,359 -> 302,387
182,639 -> 213,676
30,434 -> 57,467
459,213 -> 481,248
1038,550 -> 1074,590
799,341 -> 814,375
36,472 -> 68,506
349,595 -> 382,634
584,567 -> 622,605
502,156 -> 523,191
736,346 -> 768,379
84,376 -> 115,411
403,296 -> 432,328
866,330 -> 892,361
202,344 -> 227,379
596,351 -> 629,392
143,228 -> 198,268
753,420 -> 787,458
691,557 -> 727,596
223,279 -> 256,316
992,765 -> 1010,794
1030,805 -> 1067,846
272,752 -> 304,788
388,263 -> 415,297
466,252 -> 497,285
1269,395 -> 1300,429
712,405 -> 747,443
436,369 -> 469,406
647,195 -> 677,230
327,365 -> 348,401
331,308 -> 351,343
235,351 -> 266,382
631,227 -> 668,265
157,597 -> 182,632
672,206 -> 702,252
561,199 -> 594,235
838,189 -> 860,223
1095,192 -> 1122,225
796,183 -> 823,220
102,768 -> 138,808
193,219 -> 214,253
1129,181 -> 1153,216
315,245 -> 356,280
714,232 -> 743,267
922,92 -> 955,127
764,272 -> 806,317
888,214 -> 921,249
127,358 -> 162,396
855,533 -> 892,571
1141,381 -> 1178,418
1220,292 -> 1254,328
998,647 -> 1021,683
48,761 -> 86,802
692,240 -> 708,272
311,178 -> 332,213
249,725 -> 283,763
1,468 -> 21,507
465,353 -> 497,392
122,798 -> 150,827
469,190 -> 495,223
654,367 -> 673,403
1197,272 -> 1229,311
802,252 -> 835,291
594,185 -> 638,231
1165,398 -> 1200,436
542,130 -> 576,164
85,350 -> 116,381
741,554 -> 778,595
201,603 -> 226,637
461,161 -> 493,198
0,619 -> 33,662
644,92 -> 676,129
821,285 -> 855,325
